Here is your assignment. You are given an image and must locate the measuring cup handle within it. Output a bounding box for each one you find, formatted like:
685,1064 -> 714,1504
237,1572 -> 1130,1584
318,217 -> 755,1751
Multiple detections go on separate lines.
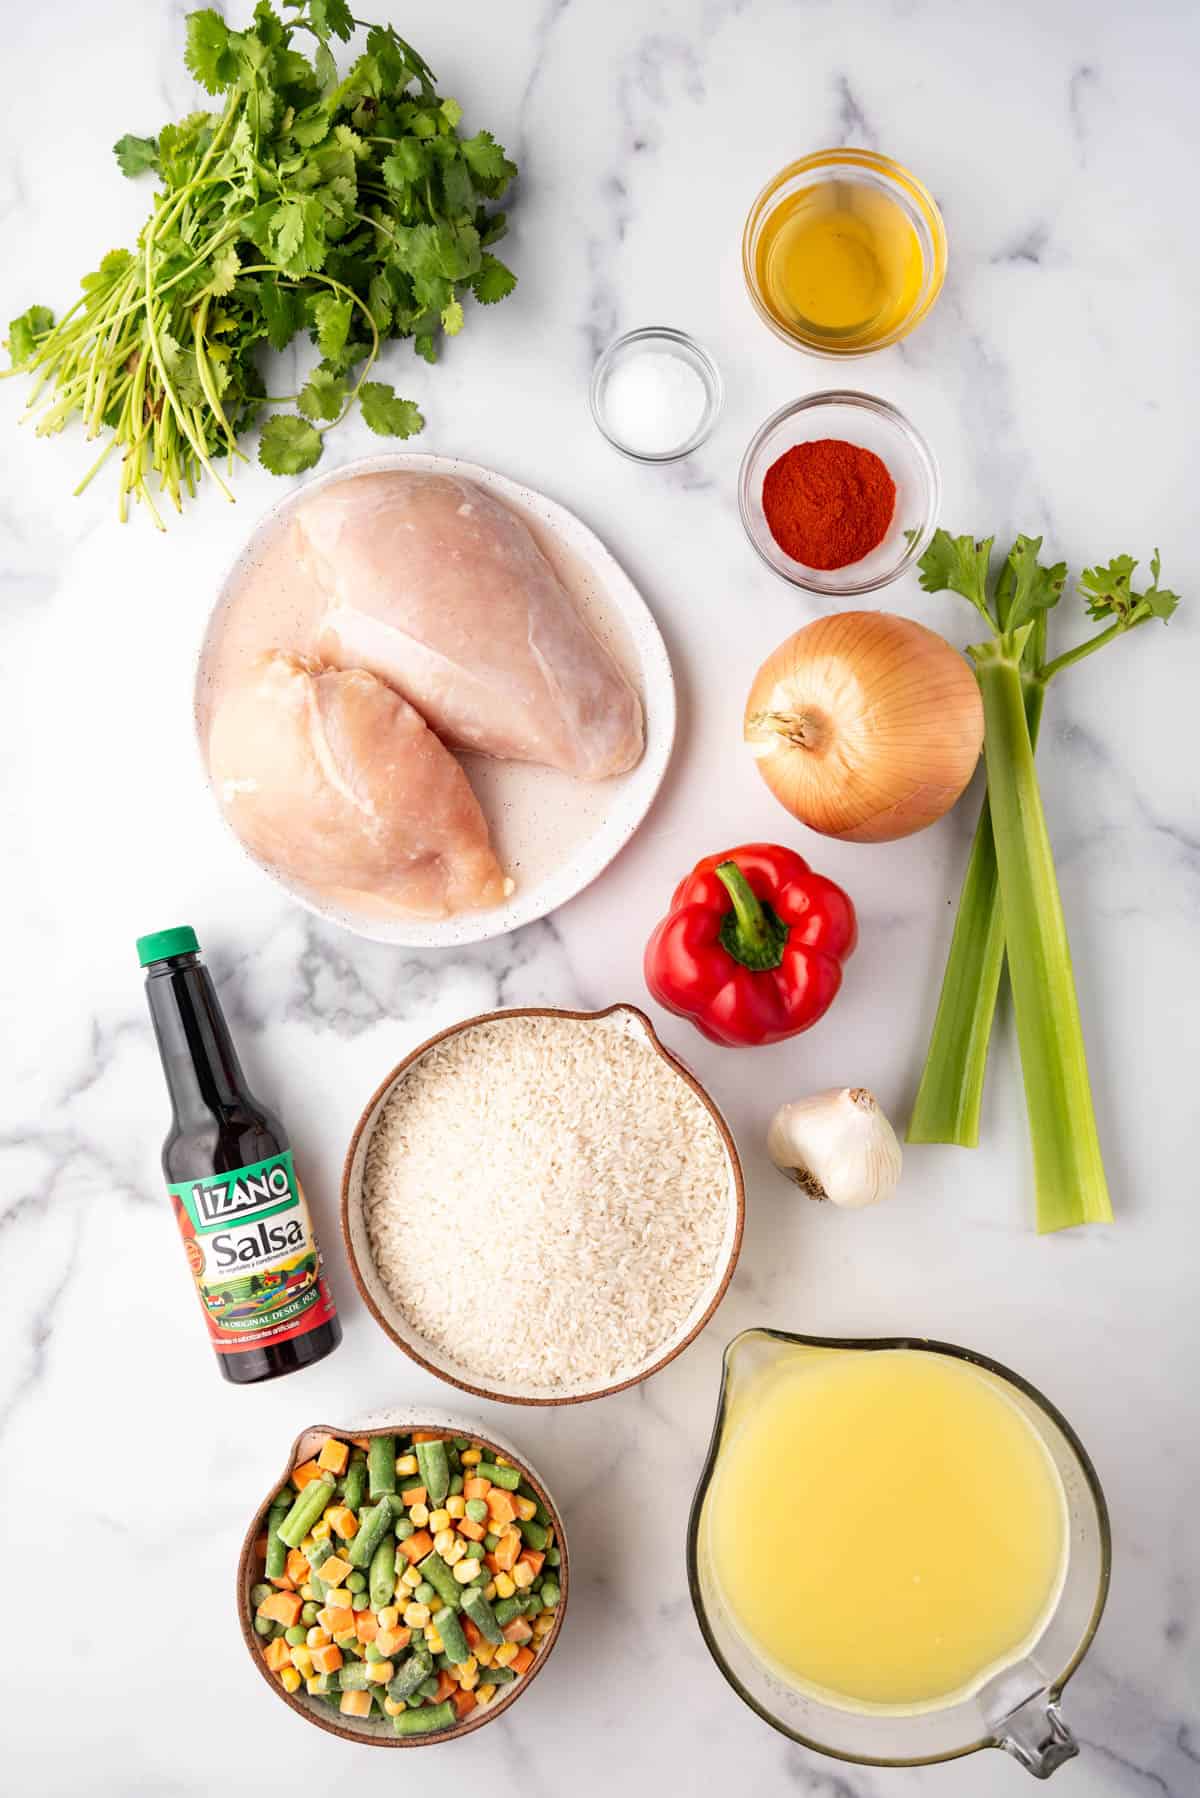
997,1693 -> 1079,1779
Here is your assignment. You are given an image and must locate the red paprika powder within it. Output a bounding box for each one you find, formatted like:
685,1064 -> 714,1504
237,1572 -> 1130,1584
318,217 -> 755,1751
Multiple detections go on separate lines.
761,438 -> 895,570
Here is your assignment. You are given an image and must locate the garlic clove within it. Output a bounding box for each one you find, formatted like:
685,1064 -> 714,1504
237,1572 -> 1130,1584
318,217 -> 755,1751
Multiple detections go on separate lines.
767,1087 -> 901,1209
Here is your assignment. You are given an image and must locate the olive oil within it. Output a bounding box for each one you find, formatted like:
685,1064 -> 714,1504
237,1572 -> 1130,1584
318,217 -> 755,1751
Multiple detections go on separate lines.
702,1347 -> 1068,1712
754,178 -> 926,352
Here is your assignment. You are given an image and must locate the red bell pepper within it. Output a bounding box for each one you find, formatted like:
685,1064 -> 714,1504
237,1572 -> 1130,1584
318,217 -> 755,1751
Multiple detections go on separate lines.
644,843 -> 856,1047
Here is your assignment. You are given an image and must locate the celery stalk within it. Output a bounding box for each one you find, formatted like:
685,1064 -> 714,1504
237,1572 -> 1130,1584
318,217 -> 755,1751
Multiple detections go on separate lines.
907,677 -> 1044,1146
969,634 -> 1111,1232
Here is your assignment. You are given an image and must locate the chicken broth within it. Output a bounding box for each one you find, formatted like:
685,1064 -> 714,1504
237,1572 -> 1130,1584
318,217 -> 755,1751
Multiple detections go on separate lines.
196,470 -> 647,916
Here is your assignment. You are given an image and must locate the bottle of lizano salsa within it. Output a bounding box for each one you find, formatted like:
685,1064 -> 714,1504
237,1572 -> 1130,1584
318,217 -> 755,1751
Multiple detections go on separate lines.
138,926 -> 341,1384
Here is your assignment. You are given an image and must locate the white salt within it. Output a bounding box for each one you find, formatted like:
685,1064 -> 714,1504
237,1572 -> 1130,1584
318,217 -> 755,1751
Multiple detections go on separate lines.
603,349 -> 708,457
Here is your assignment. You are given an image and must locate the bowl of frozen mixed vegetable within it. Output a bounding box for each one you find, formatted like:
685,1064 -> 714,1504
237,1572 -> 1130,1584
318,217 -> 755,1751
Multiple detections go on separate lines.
238,1417 -> 567,1744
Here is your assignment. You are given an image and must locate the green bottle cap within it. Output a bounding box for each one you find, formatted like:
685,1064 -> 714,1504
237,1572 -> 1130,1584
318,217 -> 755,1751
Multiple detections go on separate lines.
136,926 -> 200,967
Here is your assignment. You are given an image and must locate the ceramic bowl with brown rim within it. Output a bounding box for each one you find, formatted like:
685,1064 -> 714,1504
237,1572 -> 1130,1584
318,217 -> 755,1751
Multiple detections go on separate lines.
238,1411 -> 567,1745
342,1004 -> 745,1404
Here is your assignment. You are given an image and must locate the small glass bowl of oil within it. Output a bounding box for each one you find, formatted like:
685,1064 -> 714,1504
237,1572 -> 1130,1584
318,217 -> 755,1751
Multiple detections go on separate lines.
743,149 -> 947,357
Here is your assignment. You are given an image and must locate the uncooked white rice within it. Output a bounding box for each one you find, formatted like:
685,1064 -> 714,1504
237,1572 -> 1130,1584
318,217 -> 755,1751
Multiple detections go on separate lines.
362,1013 -> 732,1392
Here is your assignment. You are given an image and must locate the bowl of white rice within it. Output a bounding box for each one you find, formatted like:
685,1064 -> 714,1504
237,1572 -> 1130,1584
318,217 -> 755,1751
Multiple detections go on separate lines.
341,1005 -> 744,1404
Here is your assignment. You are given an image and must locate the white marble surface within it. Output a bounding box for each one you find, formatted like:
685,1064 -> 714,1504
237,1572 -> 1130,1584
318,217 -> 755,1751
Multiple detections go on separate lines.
2,0 -> 1198,1792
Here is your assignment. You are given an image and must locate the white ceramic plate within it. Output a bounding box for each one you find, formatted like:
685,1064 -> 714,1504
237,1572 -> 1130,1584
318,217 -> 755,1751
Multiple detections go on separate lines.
195,452 -> 676,947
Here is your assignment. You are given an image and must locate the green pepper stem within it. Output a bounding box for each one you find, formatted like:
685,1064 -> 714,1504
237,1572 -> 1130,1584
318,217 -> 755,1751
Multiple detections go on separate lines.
714,862 -> 788,972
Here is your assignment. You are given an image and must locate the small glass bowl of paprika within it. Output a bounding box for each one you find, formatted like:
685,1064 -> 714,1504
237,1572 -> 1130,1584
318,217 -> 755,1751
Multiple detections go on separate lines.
738,391 -> 940,597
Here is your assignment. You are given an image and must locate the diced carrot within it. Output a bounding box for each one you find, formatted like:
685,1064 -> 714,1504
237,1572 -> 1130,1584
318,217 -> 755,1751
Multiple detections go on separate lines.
433,1670 -> 455,1703
354,1610 -> 379,1644
485,1489 -> 517,1526
291,1459 -> 324,1490
400,1485 -> 427,1507
463,1477 -> 491,1502
511,1646 -> 534,1675
326,1505 -> 358,1539
259,1590 -> 303,1626
502,1618 -> 533,1644
269,1574 -> 296,1592
457,1517 -> 486,1542
518,1549 -> 545,1578
375,1626 -> 408,1657
317,1437 -> 350,1475
493,1534 -> 521,1572
462,1617 -> 483,1651
319,1553 -> 352,1587
411,1430 -> 444,1443
262,1637 -> 292,1671
482,1553 -> 501,1576
310,1642 -> 343,1674
339,1688 -> 372,1717
254,1533 -> 269,1559
399,1529 -> 434,1564
318,1605 -> 355,1635
285,1548 -> 310,1584
451,1686 -> 477,1720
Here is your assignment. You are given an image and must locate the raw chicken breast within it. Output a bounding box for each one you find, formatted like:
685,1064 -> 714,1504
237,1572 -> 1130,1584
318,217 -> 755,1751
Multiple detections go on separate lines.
293,471 -> 644,779
207,652 -> 510,919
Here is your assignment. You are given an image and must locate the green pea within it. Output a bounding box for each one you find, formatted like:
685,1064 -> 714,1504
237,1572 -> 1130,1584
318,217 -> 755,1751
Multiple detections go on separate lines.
463,1539 -> 485,1562
394,1517 -> 414,1540
414,1582 -> 437,1606
353,1592 -> 371,1611
406,1694 -> 424,1709
540,1580 -> 561,1608
365,1642 -> 383,1663
418,1674 -> 440,1699
449,1474 -> 464,1496
465,1498 -> 489,1524
346,1571 -> 367,1592
253,1615 -> 273,1638
545,1547 -> 561,1568
301,1602 -> 320,1625
285,1625 -> 307,1646
484,1531 -> 500,1551
454,1437 -> 471,1450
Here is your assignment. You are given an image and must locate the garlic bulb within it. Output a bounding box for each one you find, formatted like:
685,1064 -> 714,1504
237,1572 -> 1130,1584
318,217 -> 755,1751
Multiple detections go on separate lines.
767,1088 -> 901,1209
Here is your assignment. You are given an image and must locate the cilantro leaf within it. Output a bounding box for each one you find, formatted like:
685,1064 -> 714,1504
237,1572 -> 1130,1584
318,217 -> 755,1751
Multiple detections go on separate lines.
185,9 -> 241,94
459,129 -> 516,192
259,413 -> 324,474
440,299 -> 464,336
471,253 -> 517,305
311,291 -> 352,358
298,362 -> 347,420
358,382 -> 424,437
5,305 -> 54,368
258,274 -> 304,351
918,531 -> 996,627
382,140 -> 430,191
268,197 -> 327,274
114,133 -> 159,178
206,243 -> 241,297
998,534 -> 1067,633
305,0 -> 355,42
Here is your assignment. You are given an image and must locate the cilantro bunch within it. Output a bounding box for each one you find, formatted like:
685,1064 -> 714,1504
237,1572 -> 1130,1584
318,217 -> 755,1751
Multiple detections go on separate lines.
2,1 -> 517,525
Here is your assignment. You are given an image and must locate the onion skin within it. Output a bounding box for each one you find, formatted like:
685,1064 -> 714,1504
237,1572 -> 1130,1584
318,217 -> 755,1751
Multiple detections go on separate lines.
744,612 -> 984,843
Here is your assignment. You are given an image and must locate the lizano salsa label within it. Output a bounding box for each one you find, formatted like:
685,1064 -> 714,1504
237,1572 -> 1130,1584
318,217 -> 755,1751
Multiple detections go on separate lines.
168,1149 -> 336,1354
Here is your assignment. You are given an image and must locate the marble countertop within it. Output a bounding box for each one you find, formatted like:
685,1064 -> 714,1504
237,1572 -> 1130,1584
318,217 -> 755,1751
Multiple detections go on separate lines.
2,1 -> 1197,1792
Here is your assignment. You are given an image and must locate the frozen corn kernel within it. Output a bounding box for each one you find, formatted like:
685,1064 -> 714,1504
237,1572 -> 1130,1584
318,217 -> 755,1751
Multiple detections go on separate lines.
433,1529 -> 457,1559
483,1581 -> 497,1602
476,1683 -> 497,1705
384,1697 -> 404,1717
289,1645 -> 313,1676
461,1449 -> 482,1466
446,1496 -> 466,1519
306,1627 -> 331,1649
533,1613 -> 554,1636
456,1657 -> 477,1680
494,1572 -> 516,1599
425,1630 -> 443,1654
279,1666 -> 302,1693
299,1584 -> 315,1602
474,1641 -> 496,1668
403,1603 -> 432,1628
459,1665 -> 479,1691
453,1559 -> 480,1585
401,1565 -> 422,1589
409,1502 -> 430,1528
428,1508 -> 451,1534
324,1586 -> 352,1607
512,1563 -> 535,1591
396,1453 -> 419,1476
442,1538 -> 467,1566
378,1605 -> 400,1633
514,1496 -> 537,1522
366,1660 -> 394,1684
494,1643 -> 518,1667
312,1518 -> 332,1541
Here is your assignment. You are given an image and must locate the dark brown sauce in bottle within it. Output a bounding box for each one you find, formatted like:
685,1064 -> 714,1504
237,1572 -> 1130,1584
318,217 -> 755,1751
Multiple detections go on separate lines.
139,926 -> 341,1384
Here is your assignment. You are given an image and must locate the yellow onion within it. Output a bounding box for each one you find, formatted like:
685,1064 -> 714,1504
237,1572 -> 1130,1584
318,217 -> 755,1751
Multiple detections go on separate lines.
744,612 -> 984,843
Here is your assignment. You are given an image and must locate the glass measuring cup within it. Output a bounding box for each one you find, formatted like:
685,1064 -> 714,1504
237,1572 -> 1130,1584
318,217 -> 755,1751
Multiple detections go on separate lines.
687,1329 -> 1111,1778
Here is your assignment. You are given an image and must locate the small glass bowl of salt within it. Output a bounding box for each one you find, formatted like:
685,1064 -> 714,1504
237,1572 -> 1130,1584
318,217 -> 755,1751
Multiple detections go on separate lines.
590,326 -> 722,462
